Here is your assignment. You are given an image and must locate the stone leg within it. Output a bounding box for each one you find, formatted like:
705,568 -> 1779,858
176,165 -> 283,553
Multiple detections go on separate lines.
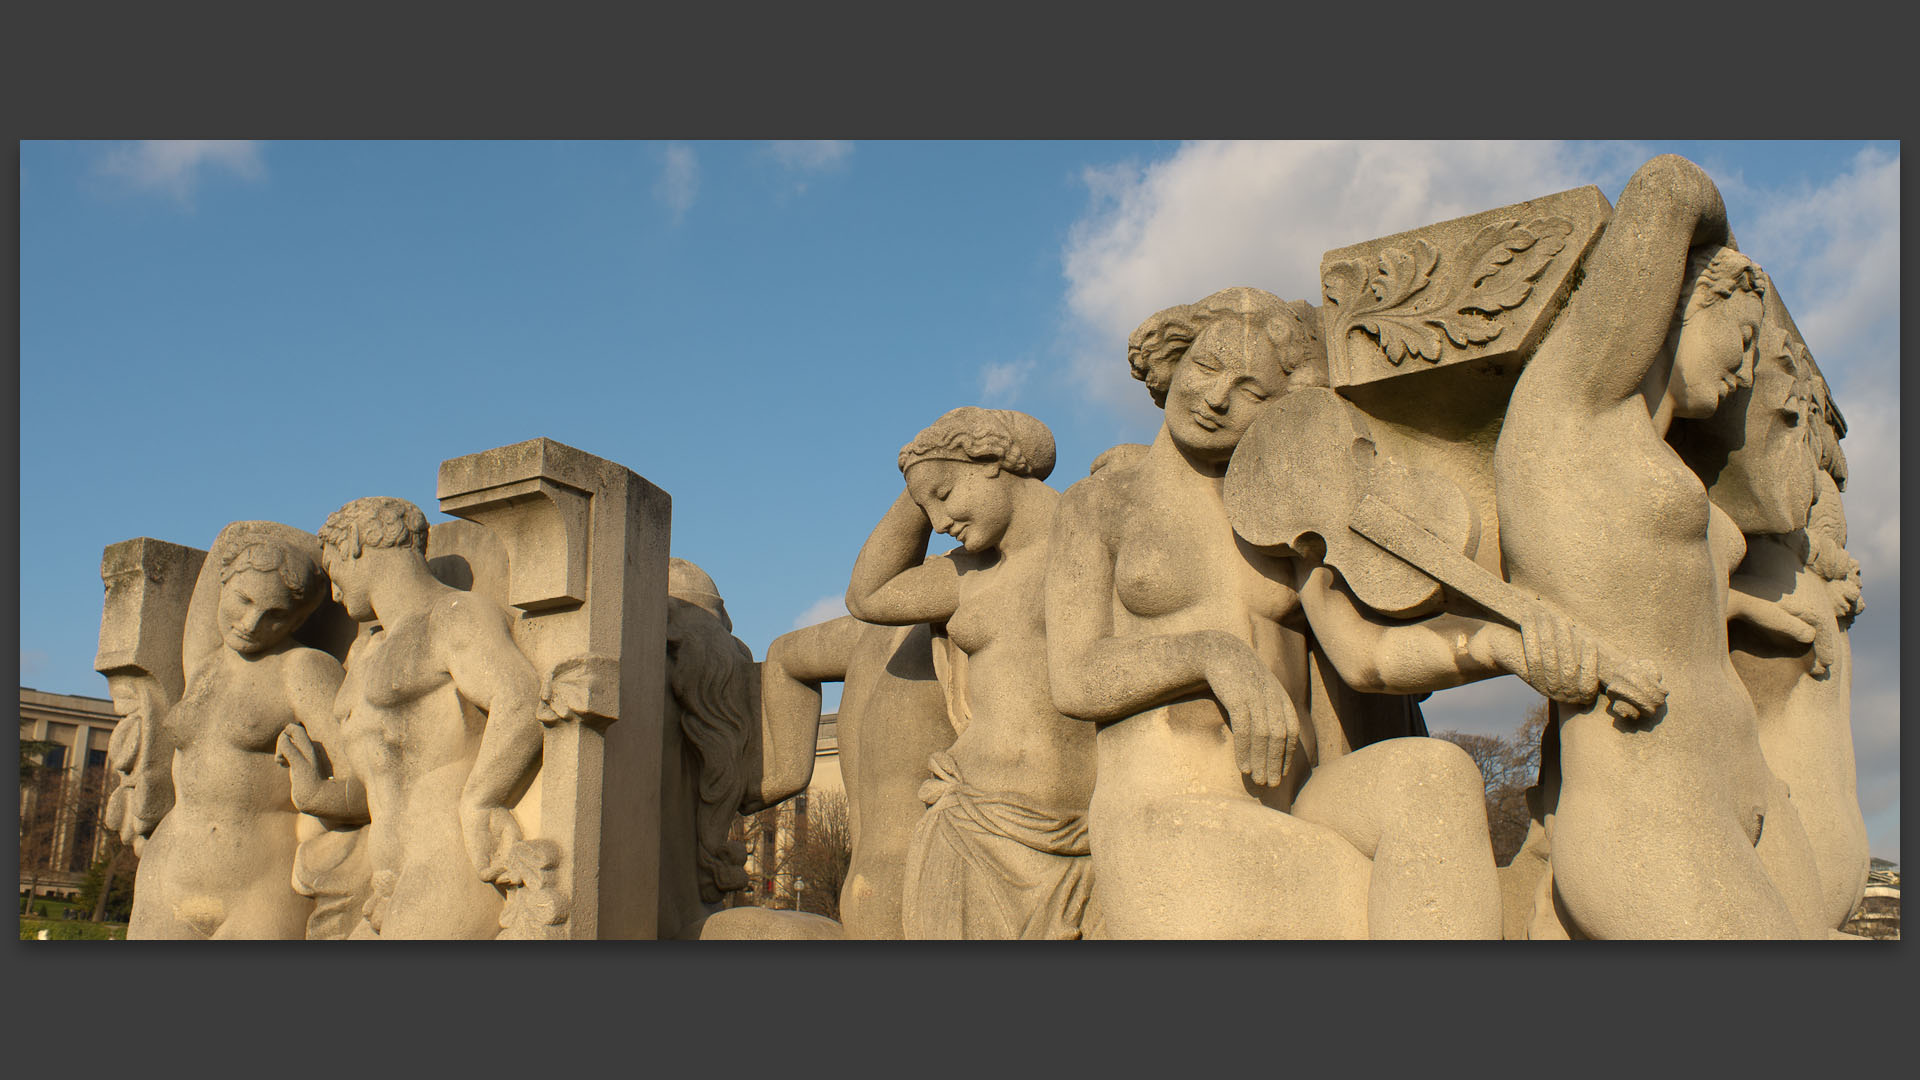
1291,736 -> 1501,939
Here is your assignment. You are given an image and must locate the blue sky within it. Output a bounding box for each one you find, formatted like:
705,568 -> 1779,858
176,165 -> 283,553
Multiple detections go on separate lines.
17,140 -> 1900,859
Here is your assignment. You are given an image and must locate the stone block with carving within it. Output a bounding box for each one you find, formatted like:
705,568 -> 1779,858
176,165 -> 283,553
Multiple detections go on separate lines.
95,537 -> 206,847
1319,186 -> 1610,390
438,437 -> 672,939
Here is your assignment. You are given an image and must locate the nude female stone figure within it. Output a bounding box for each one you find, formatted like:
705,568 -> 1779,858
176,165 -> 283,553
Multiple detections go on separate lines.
1710,345 -> 1869,931
1044,287 -> 1629,939
845,407 -> 1100,939
128,522 -> 342,939
279,496 -> 544,939
1494,154 -> 1829,938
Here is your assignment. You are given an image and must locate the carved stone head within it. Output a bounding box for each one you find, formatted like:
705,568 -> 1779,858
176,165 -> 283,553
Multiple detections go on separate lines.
317,497 -> 430,621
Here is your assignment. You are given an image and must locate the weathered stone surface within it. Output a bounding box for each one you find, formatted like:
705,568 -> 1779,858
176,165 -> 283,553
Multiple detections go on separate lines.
437,438 -> 672,939
846,407 -> 1099,939
129,521 -> 342,939
1045,285 -> 1666,938
756,616 -> 951,939
1319,185 -> 1610,391
95,537 -> 205,848
1493,154 -> 1834,938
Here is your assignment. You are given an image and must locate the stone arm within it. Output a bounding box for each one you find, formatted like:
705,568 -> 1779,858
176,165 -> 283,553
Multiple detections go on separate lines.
1295,561 -> 1517,693
113,678 -> 177,841
443,598 -> 545,882
1727,537 -> 1837,675
1293,558 -> 1663,714
275,649 -> 367,825
1044,479 -> 1298,787
845,488 -> 961,627
744,615 -> 865,814
1532,154 -> 1733,411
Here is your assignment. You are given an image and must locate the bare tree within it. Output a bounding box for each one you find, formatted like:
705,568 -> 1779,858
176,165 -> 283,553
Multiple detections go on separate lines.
726,789 -> 853,922
1435,701 -> 1548,866
19,745 -> 119,908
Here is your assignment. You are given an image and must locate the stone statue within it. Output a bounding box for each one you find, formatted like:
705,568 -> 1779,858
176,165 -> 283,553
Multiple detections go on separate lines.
656,557 -> 756,939
96,538 -> 205,854
1044,287 -> 1627,939
1492,154 -> 1830,938
280,496 -> 545,939
127,522 -> 342,939
845,407 -> 1100,939
1684,302 -> 1870,932
756,616 -> 952,939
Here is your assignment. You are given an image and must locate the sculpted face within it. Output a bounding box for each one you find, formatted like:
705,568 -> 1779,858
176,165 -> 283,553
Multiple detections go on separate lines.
218,568 -> 301,654
1670,288 -> 1762,419
106,673 -> 150,723
1739,324 -> 1819,528
321,543 -> 374,622
905,458 -> 1014,554
1164,319 -> 1282,462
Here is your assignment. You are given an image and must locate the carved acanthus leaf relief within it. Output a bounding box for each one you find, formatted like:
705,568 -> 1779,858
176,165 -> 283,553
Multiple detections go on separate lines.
1323,217 -> 1575,365
496,838 -> 571,940
536,653 -> 621,725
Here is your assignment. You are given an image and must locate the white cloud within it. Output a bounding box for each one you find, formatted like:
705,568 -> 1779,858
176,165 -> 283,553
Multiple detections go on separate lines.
791,593 -> 848,631
655,143 -> 700,221
20,649 -> 49,677
1060,140 -> 1648,414
97,140 -> 265,204
768,140 -> 852,172
981,359 -> 1033,404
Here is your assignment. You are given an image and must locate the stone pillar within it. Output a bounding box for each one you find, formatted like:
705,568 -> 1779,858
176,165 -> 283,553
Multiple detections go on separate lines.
437,438 -> 672,940
94,537 -> 207,848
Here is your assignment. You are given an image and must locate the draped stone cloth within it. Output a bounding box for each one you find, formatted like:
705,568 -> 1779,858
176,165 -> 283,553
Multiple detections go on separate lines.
901,751 -> 1100,940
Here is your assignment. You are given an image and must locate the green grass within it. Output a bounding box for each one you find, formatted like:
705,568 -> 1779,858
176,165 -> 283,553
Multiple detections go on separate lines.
19,917 -> 127,941
20,897 -> 87,920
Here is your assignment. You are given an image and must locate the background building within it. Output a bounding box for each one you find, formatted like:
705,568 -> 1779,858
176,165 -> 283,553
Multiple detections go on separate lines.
737,713 -> 842,915
19,687 -> 122,901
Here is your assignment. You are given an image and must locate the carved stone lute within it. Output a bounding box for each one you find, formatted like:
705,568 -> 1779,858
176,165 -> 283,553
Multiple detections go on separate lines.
1225,387 -> 1654,719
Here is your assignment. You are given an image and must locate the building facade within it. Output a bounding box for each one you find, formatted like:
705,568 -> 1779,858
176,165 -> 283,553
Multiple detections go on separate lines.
737,713 -> 841,913
19,687 -> 122,900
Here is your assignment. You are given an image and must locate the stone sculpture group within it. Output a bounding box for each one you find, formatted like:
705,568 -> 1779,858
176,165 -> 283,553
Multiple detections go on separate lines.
93,156 -> 1871,939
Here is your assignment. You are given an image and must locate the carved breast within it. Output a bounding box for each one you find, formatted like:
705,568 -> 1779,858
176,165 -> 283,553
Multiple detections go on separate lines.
948,550 -> 1045,655
1115,531 -> 1210,620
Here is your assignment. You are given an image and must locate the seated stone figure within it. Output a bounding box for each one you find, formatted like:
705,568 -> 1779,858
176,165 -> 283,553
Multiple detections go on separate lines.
128,521 -> 342,940
1044,287 -> 1625,939
278,496 -> 544,939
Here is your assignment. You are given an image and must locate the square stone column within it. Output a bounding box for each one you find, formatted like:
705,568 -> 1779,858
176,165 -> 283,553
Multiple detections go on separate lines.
94,537 -> 207,846
437,438 -> 672,940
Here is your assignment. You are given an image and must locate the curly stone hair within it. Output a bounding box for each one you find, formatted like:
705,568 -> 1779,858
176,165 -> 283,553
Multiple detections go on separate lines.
1125,286 -> 1326,408
897,406 -> 1056,482
318,496 -> 430,558
1679,245 -> 1769,321
211,522 -> 325,604
665,592 -> 754,903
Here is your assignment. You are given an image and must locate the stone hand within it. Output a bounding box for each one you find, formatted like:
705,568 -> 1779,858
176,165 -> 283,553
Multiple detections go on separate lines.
1832,563 -> 1864,621
1210,651 -> 1298,788
1516,603 -> 1666,720
463,804 -> 524,884
1773,588 -> 1840,678
1518,603 -> 1600,703
275,723 -> 324,809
